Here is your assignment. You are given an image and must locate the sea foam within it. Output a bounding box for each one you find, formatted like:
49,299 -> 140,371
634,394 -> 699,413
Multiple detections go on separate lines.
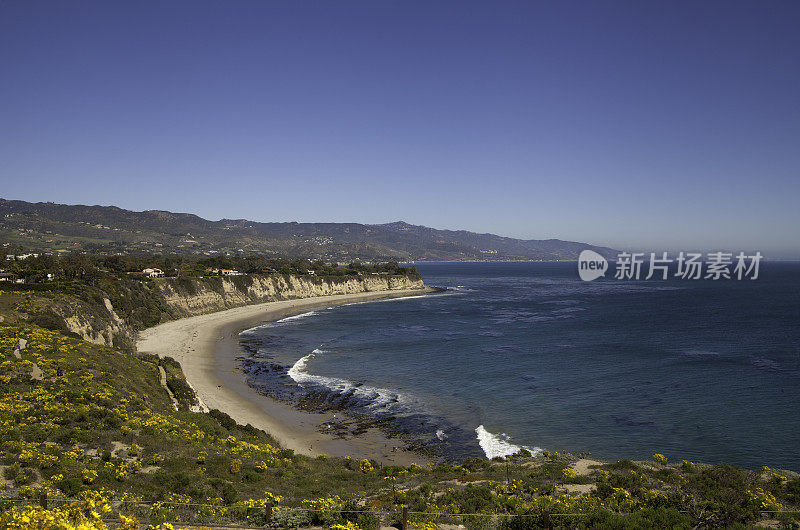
276,311 -> 319,323
475,425 -> 542,459
287,349 -> 409,410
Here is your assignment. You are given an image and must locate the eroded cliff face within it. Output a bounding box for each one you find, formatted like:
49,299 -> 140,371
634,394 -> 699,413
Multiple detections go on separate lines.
51,297 -> 131,350
155,274 -> 425,317
5,274 -> 423,351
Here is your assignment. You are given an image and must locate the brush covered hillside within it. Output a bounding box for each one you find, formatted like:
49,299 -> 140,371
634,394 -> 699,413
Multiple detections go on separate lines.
0,291 -> 799,527
0,199 -> 618,262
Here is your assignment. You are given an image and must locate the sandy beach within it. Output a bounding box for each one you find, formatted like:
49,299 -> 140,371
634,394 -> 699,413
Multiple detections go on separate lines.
136,289 -> 431,465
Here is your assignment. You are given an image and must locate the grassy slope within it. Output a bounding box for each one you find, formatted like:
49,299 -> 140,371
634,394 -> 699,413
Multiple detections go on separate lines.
1,322 -> 799,528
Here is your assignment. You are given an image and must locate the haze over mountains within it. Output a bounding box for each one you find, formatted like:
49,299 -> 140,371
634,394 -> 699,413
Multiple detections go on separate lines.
0,198 -> 617,262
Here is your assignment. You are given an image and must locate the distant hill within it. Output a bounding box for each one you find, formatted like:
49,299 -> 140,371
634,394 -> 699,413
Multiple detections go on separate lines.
0,198 -> 617,261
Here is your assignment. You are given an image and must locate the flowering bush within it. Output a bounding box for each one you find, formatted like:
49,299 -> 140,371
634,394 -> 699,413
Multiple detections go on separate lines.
237,491 -> 283,507
114,463 -> 129,481
409,522 -> 439,530
301,495 -> 344,524
118,514 -> 140,529
747,487 -> 783,511
83,468 -> 98,484
0,496 -> 112,530
331,522 -> 361,530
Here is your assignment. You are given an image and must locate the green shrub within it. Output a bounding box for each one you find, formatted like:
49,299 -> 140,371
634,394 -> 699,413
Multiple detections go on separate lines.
462,456 -> 488,472
271,508 -> 311,528
165,376 -> 198,408
786,477 -> 800,503
338,500 -> 379,530
29,310 -> 80,338
13,467 -> 36,485
580,507 -> 692,529
209,409 -> 237,431
242,470 -> 261,483
3,463 -> 20,481
54,476 -> 84,497
437,485 -> 499,514
605,460 -> 638,471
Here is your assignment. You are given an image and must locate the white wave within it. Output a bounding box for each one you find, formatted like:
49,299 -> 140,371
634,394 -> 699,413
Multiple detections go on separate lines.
445,285 -> 475,292
436,429 -> 447,441
287,349 -> 410,410
286,349 -> 322,383
379,294 -> 431,302
276,310 -> 319,323
336,295 -> 428,311
475,425 -> 542,459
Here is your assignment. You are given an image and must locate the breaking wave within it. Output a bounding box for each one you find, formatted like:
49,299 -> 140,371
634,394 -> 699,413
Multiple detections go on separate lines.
276,311 -> 319,323
287,349 -> 410,411
475,425 -> 542,459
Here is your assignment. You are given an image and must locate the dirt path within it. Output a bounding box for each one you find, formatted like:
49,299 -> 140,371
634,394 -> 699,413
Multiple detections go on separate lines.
158,365 -> 180,411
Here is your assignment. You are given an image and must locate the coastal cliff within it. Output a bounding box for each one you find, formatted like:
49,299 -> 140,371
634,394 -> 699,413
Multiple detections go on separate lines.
18,295 -> 132,350
57,296 -> 129,348
155,274 -> 425,317
0,273 -> 423,352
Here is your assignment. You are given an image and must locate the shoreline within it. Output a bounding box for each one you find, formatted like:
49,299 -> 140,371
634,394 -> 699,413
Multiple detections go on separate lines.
136,288 -> 434,465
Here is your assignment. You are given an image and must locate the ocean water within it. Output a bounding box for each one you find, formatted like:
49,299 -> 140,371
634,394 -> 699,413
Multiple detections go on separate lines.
240,262 -> 800,470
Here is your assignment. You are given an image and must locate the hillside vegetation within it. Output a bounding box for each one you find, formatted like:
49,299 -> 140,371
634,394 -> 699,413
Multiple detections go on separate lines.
2,325 -> 800,529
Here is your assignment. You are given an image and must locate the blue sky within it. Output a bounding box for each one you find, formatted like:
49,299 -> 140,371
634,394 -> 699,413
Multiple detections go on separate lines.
1,1 -> 798,255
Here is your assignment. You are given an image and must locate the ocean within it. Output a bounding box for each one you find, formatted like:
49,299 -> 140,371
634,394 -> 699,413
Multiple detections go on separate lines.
239,262 -> 800,470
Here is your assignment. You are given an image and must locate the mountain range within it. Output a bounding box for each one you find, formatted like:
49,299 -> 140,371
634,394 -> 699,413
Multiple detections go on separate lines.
0,198 -> 617,261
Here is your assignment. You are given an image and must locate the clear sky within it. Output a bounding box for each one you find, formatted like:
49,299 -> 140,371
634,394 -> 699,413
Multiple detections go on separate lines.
1,1 -> 798,255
